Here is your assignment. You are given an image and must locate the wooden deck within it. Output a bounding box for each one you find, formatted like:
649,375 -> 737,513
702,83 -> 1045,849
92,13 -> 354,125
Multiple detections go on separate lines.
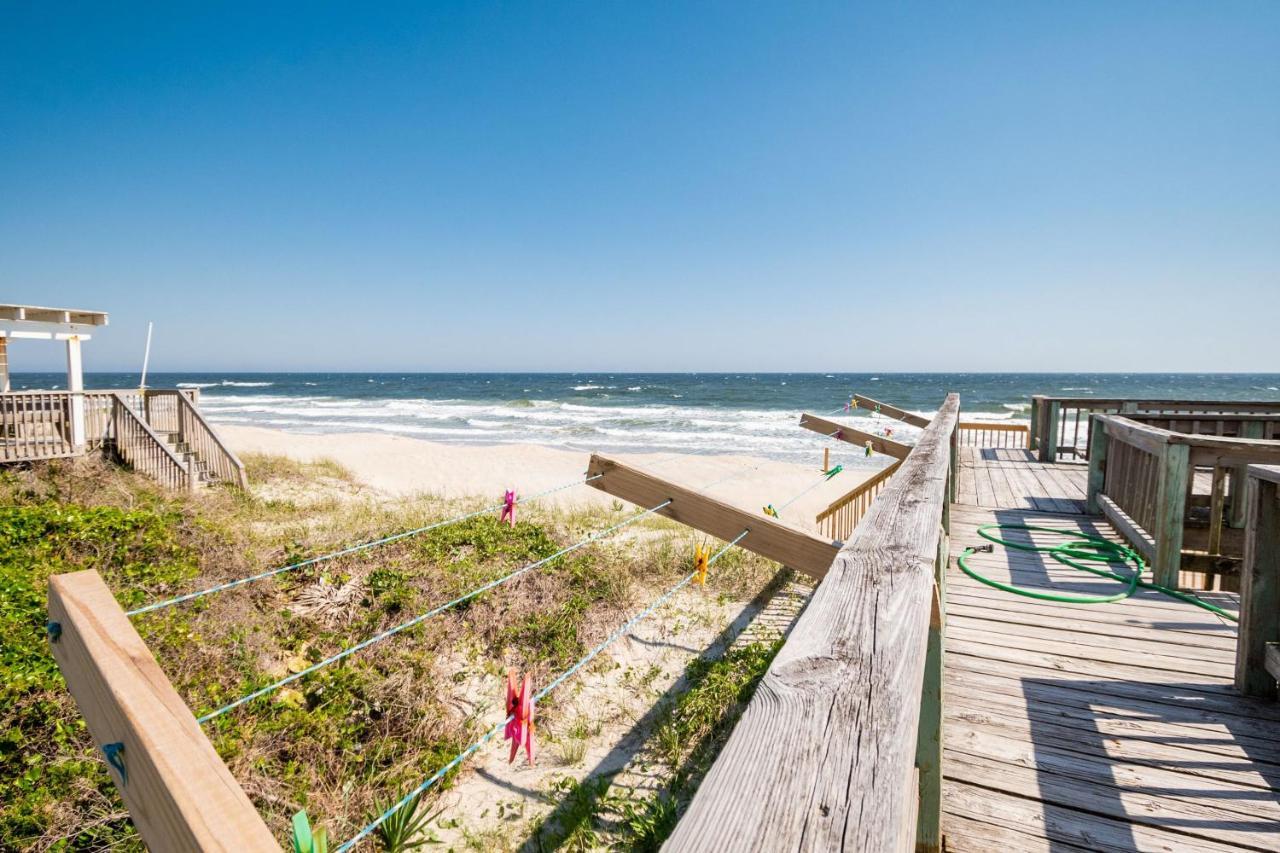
944,453 -> 1280,851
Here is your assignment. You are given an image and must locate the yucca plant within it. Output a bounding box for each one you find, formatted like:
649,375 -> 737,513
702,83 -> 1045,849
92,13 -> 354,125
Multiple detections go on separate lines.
292,811 -> 328,853
373,792 -> 433,853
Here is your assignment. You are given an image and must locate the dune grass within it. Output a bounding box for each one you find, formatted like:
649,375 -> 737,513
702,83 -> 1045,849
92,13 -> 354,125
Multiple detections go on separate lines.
0,455 -> 783,851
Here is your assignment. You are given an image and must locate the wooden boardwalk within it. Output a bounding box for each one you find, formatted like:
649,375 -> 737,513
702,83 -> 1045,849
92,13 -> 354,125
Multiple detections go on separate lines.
944,455 -> 1280,851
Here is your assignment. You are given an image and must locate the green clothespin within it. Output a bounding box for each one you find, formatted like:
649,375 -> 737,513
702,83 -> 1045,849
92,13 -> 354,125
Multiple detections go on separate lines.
292,811 -> 329,853
823,464 -> 843,480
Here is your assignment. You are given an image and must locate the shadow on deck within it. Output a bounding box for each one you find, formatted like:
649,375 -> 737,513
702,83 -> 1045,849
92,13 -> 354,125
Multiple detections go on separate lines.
944,452 -> 1280,852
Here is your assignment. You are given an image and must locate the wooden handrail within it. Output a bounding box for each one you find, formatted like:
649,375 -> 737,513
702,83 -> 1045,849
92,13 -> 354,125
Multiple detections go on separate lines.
111,394 -> 191,491
160,389 -> 248,489
1030,395 -> 1280,462
666,393 -> 959,852
956,421 -> 1029,449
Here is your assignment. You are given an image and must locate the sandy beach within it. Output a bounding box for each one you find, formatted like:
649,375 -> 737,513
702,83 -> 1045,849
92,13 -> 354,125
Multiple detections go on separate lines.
218,424 -> 878,534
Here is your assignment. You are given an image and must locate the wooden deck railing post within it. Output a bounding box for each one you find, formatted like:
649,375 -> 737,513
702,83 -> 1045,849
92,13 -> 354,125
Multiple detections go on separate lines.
1152,442 -> 1190,587
1086,416 -> 1109,515
1235,466 -> 1280,698
1029,396 -> 1043,451
47,570 -> 278,850
1039,401 -> 1061,462
1231,422 -> 1266,528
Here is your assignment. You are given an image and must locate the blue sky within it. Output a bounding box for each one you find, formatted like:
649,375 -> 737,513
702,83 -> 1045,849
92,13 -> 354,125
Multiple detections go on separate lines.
2,2 -> 1277,373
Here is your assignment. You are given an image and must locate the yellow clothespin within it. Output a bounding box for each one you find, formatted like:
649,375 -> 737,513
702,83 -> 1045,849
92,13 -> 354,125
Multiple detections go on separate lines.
864,440 -> 874,457
694,543 -> 710,586
763,504 -> 779,518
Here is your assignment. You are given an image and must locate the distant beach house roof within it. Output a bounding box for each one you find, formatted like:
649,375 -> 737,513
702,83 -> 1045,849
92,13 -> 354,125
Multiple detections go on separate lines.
0,303 -> 109,340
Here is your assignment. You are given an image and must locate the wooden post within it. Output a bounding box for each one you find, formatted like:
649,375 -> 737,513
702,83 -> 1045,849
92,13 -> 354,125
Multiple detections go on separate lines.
47,570 -> 278,851
1236,467 -> 1280,698
914,521 -> 947,853
1230,422 -> 1266,528
1152,443 -> 1190,588
1086,416 -> 1109,515
1039,401 -> 1061,463
823,446 -> 830,473
1028,396 -> 1042,451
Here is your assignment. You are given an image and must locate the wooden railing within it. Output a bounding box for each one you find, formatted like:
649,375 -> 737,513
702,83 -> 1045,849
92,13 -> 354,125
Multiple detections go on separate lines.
1086,415 -> 1280,589
165,389 -> 247,488
815,460 -> 902,542
0,391 -> 76,461
111,394 -> 192,491
0,389 -> 242,489
956,421 -> 1028,449
667,394 -> 959,852
1235,464 -> 1280,699
1031,396 -> 1280,462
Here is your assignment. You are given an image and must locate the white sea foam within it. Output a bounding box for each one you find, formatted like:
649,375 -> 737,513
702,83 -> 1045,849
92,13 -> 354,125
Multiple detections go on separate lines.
176,382 -> 217,389
200,389 -> 1029,463
220,380 -> 274,387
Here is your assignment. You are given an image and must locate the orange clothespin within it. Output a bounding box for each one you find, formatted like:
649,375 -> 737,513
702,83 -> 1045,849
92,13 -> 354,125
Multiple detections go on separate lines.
693,544 -> 710,586
500,489 -> 516,526
504,670 -> 536,765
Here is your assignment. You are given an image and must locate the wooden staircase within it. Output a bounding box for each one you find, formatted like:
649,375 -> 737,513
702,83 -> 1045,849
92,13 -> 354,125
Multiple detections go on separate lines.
109,390 -> 246,491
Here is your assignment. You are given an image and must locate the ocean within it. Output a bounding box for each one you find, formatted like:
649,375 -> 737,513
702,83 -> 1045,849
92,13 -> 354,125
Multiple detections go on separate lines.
13,373 -> 1280,466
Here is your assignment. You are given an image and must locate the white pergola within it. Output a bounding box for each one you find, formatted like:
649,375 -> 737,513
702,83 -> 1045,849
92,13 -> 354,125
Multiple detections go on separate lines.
0,303 -> 110,446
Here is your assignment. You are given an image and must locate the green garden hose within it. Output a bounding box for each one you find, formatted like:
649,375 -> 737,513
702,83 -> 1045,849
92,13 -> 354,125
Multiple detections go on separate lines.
957,523 -> 1238,622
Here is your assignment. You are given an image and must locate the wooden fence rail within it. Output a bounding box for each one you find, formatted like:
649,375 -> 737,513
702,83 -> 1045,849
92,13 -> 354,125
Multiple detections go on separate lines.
585,455 -> 840,579
1235,465 -> 1280,699
1087,415 -> 1280,588
1031,396 -> 1280,462
956,421 -> 1028,449
665,393 -> 959,852
48,570 -> 279,850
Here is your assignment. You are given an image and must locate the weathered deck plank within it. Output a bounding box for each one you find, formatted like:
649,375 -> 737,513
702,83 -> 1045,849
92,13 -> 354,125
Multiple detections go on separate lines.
944,453 -> 1280,853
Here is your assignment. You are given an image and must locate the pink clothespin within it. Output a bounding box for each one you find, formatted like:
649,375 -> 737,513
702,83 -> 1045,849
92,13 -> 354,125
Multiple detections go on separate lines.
884,427 -> 894,438
504,670 -> 536,765
835,429 -> 844,441
501,489 -> 516,527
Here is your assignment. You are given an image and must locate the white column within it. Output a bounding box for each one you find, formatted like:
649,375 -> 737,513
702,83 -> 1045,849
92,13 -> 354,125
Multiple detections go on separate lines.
66,336 -> 86,448
0,336 -> 9,393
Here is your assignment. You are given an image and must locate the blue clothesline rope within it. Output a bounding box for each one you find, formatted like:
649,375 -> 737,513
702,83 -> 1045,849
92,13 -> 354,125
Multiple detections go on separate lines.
127,474 -> 603,617
197,498 -> 672,724
334,530 -> 750,852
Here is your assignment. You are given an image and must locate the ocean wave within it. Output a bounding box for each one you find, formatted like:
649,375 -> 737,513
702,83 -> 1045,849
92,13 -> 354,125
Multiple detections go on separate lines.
221,380 -> 274,387
570,384 -> 604,391
176,382 -> 217,388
